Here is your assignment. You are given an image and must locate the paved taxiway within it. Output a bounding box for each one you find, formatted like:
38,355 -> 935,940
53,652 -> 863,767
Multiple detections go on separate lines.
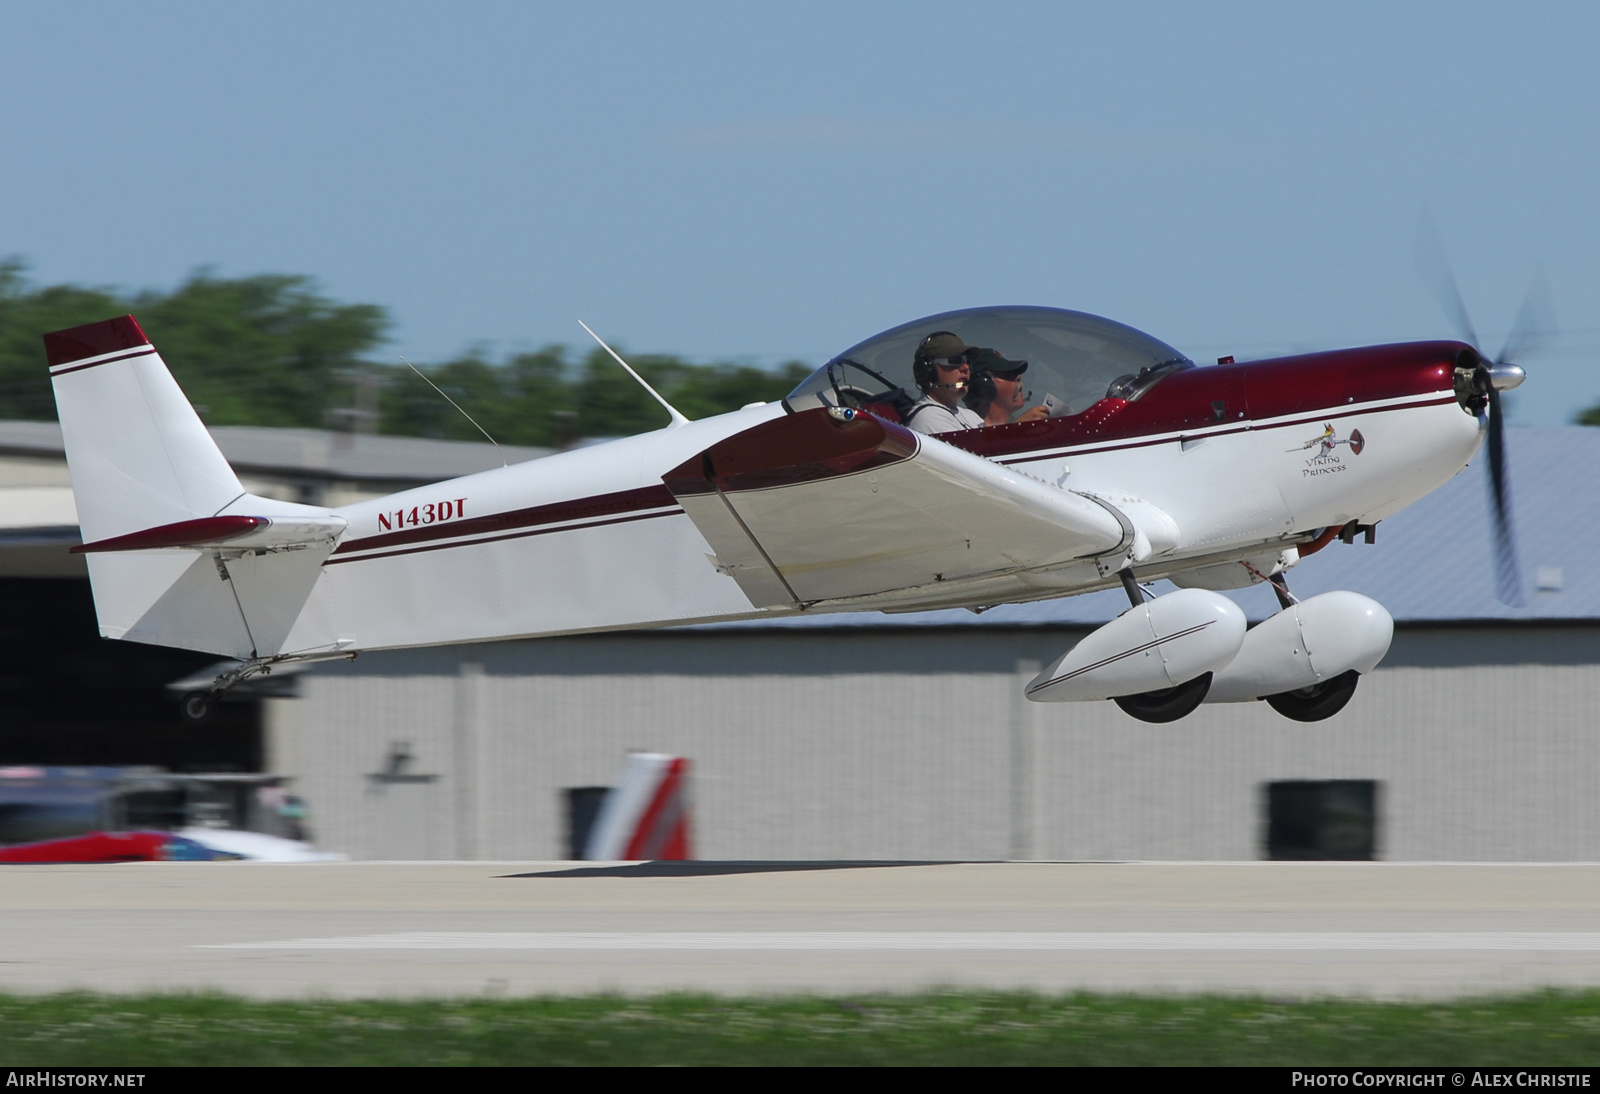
3,861 -> 1600,998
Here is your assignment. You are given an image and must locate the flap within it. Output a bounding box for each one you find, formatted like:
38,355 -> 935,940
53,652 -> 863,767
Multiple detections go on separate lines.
663,407 -> 1128,608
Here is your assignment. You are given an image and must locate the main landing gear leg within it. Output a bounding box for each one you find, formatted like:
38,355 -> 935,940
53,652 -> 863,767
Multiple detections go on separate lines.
1120,569 -> 1145,608
1272,574 -> 1294,611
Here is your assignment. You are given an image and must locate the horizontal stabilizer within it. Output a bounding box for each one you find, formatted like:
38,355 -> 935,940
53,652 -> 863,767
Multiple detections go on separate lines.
74,514 -> 348,554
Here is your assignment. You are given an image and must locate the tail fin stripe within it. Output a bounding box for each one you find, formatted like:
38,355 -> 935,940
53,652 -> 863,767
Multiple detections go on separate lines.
49,347 -> 156,377
42,315 -> 151,367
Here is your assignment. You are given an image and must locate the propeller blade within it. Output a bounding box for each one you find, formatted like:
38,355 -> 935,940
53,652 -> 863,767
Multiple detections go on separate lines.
1497,268 -> 1557,366
1484,380 -> 1524,607
1415,216 -> 1480,349
1415,217 -> 1533,606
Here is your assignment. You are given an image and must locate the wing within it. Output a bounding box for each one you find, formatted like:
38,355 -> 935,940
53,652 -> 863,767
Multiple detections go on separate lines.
663,407 -> 1130,609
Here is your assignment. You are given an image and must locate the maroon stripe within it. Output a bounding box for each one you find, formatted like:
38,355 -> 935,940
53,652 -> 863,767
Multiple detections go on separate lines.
998,395 -> 1456,466
43,316 -> 150,367
1244,341 -> 1465,420
73,515 -> 263,554
49,347 -> 156,377
1000,426 -> 1252,465
947,341 -> 1466,462
663,406 -> 917,498
1249,395 -> 1456,431
324,507 -> 680,565
716,446 -> 910,491
332,484 -> 678,555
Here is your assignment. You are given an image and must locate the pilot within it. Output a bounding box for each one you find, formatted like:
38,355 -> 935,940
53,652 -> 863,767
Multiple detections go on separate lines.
963,348 -> 1051,427
904,332 -> 985,434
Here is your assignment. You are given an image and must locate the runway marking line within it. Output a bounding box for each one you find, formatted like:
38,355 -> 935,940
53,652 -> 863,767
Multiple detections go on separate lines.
200,932 -> 1600,951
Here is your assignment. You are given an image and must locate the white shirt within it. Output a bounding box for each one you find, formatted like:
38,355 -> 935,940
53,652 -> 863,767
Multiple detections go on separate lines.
905,394 -> 984,435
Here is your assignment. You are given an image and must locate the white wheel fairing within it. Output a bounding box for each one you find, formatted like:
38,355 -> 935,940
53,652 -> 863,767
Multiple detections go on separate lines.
1206,592 -> 1394,704
1026,589 -> 1247,703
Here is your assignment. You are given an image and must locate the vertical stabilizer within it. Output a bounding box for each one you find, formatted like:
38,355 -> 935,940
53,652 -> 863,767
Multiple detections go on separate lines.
46,316 -> 244,543
45,316 -> 343,660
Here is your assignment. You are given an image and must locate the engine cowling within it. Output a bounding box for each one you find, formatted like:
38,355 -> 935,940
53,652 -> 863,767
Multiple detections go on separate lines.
1205,591 -> 1393,704
1025,588 -> 1246,703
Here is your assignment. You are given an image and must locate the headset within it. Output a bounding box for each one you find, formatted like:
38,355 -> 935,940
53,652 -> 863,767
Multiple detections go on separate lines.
962,370 -> 996,415
912,331 -> 969,392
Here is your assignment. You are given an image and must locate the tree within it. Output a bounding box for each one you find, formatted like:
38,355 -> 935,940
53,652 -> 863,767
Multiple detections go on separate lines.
134,272 -> 387,428
0,261 -> 388,428
0,260 -> 812,441
382,348 -> 813,446
378,347 -> 579,448
0,260 -> 124,420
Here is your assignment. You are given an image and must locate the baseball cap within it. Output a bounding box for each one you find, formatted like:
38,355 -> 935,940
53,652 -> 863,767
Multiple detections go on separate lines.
967,347 -> 1029,378
914,331 -> 977,364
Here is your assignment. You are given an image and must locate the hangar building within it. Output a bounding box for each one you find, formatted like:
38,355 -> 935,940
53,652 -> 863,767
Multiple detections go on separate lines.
275,429 -> 1600,863
1,422 -> 1595,862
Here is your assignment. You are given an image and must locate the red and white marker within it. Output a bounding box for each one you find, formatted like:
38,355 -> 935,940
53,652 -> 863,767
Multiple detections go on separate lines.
584,753 -> 693,861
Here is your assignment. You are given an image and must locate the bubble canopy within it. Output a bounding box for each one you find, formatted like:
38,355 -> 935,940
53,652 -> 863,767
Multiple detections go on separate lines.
785,306 -> 1194,424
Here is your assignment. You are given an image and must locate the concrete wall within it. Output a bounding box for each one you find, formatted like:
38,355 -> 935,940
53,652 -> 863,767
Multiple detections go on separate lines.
271,624 -> 1600,862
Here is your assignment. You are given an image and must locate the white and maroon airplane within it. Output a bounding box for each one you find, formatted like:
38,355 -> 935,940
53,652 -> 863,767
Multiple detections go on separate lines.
43,305 -> 1522,724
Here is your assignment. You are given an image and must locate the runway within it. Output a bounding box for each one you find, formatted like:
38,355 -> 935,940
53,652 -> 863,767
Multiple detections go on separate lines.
4,861 -> 1600,999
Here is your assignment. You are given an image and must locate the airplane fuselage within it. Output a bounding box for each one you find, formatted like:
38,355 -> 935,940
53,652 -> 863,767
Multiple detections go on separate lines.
291,340 -> 1481,655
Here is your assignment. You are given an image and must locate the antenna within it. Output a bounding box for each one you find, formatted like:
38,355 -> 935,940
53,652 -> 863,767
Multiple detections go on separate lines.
399,357 -> 507,467
577,320 -> 690,429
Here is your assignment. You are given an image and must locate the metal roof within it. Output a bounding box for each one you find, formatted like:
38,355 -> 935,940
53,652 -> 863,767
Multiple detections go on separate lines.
0,421 -> 551,483
697,427 -> 1600,629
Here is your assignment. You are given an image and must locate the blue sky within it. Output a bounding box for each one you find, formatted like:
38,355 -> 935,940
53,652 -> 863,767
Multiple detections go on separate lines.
3,2 -> 1596,423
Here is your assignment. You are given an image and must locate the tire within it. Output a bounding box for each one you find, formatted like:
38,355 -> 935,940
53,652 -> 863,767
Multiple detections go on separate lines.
1113,672 -> 1213,723
179,691 -> 214,726
1264,670 -> 1360,722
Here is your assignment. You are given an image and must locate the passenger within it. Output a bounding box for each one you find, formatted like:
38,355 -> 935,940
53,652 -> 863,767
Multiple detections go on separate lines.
904,331 -> 985,434
963,348 -> 1051,427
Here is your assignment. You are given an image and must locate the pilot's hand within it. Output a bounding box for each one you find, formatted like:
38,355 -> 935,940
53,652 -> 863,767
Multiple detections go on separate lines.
1016,406 -> 1050,423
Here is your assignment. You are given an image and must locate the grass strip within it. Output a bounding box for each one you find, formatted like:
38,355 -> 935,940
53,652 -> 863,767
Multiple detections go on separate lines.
0,990 -> 1597,1066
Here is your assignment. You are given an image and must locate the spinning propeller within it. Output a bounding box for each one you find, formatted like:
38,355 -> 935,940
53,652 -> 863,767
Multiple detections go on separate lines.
1416,221 -> 1555,608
